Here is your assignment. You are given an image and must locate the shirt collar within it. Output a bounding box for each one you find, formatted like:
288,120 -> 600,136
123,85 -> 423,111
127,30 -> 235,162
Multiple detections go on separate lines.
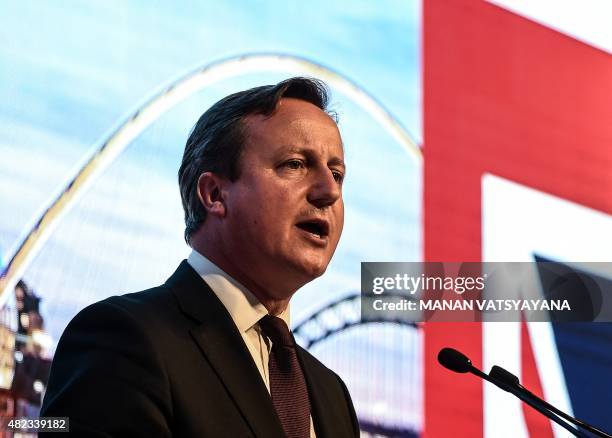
187,249 -> 290,333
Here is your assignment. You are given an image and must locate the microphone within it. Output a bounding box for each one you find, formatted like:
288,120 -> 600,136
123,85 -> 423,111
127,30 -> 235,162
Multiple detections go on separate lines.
437,348 -> 589,437
490,365 -> 612,438
437,347 -> 506,387
437,347 -> 471,373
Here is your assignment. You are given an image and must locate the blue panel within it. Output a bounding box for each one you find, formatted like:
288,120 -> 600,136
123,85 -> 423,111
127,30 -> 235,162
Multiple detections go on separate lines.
535,255 -> 612,433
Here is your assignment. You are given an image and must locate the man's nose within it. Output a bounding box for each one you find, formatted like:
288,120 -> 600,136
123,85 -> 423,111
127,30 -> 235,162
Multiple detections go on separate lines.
307,168 -> 341,208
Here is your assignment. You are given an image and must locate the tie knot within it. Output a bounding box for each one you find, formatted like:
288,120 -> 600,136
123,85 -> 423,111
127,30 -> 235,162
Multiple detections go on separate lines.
259,314 -> 293,347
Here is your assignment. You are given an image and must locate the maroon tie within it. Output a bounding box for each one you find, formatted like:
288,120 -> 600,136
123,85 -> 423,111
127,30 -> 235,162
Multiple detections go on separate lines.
259,314 -> 311,438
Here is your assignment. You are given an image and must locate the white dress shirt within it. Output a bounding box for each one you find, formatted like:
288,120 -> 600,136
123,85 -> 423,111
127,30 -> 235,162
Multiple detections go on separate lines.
187,250 -> 316,437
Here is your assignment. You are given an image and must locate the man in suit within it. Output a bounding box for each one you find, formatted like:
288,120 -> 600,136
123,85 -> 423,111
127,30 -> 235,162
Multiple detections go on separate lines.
41,77 -> 359,437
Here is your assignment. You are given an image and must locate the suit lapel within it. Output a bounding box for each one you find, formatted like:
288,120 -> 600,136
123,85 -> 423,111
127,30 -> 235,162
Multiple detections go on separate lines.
166,261 -> 285,438
296,346 -> 338,438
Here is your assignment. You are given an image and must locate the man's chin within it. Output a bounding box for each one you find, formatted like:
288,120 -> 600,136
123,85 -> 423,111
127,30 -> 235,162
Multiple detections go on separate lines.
295,259 -> 330,282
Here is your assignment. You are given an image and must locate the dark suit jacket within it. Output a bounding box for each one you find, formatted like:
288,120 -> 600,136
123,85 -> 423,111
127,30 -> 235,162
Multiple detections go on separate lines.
40,261 -> 359,437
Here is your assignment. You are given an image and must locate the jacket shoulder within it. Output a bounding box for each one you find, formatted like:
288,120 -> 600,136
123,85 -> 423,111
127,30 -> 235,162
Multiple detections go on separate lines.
41,287 -> 175,436
73,285 -> 176,329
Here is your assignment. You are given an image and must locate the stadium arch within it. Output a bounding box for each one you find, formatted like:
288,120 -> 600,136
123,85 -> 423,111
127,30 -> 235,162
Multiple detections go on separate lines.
0,53 -> 420,307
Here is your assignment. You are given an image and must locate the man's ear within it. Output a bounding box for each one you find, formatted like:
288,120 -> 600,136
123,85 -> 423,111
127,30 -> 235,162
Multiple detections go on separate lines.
197,172 -> 227,217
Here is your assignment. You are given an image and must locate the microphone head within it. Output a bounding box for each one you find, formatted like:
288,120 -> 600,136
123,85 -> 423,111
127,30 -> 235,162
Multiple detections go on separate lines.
489,365 -> 520,387
438,347 -> 472,373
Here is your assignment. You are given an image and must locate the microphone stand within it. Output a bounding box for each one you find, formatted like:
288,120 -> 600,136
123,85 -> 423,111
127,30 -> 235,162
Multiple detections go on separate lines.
438,348 -> 612,438
465,364 -> 586,438
489,366 -> 612,438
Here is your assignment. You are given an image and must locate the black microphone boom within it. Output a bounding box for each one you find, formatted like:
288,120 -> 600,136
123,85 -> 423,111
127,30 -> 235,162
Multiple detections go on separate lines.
437,347 -> 523,390
437,347 -> 593,438
489,365 -> 612,438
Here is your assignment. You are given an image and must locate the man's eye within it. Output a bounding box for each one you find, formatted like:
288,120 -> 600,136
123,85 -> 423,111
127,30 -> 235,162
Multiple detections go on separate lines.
332,170 -> 344,183
285,160 -> 304,169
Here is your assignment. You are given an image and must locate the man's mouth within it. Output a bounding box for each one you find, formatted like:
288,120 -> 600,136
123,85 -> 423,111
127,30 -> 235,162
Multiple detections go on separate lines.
295,219 -> 330,239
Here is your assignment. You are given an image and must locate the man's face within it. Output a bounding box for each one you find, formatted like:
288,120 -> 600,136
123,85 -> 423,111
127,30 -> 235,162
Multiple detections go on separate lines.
221,98 -> 345,296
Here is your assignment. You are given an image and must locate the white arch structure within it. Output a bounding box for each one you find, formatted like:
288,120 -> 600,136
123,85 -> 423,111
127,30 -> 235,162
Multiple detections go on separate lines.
0,53 -> 421,307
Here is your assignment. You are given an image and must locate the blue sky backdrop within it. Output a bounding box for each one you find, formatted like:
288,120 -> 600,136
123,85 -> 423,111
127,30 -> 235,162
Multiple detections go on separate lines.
1,1 -> 423,432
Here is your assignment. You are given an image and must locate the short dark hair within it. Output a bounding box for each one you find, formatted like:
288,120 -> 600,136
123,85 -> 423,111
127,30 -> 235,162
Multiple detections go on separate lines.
178,76 -> 336,245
